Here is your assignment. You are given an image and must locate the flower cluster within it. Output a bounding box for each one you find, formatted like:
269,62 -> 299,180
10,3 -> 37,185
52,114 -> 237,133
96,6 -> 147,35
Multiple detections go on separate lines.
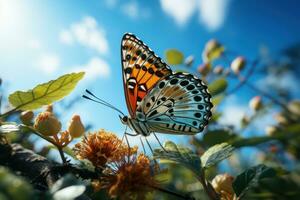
27,105 -> 85,148
74,130 -> 137,167
74,130 -> 159,199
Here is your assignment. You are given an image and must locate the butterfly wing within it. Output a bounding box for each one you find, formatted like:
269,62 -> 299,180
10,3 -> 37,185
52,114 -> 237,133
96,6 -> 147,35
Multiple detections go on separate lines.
121,33 -> 172,117
136,72 -> 213,134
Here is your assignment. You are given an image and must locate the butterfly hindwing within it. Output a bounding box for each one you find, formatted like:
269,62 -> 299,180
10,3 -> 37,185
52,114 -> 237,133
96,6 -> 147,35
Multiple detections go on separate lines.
121,33 -> 172,117
136,72 -> 213,134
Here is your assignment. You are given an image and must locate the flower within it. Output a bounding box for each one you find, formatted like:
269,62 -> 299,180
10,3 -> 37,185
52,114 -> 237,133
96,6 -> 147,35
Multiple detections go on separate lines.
68,115 -> 85,138
212,173 -> 235,200
99,153 -> 159,199
73,130 -> 137,168
34,111 -> 61,136
231,56 -> 246,74
20,110 -> 34,125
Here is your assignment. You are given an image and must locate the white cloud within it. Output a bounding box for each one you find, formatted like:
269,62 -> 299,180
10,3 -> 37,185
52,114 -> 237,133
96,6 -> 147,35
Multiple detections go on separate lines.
218,96 -> 247,128
72,57 -> 110,80
104,0 -> 118,8
160,0 -> 197,26
159,0 -> 231,31
198,0 -> 231,31
257,72 -> 299,93
59,16 -> 109,55
59,30 -> 74,45
37,53 -> 60,74
121,1 -> 151,19
28,39 -> 41,49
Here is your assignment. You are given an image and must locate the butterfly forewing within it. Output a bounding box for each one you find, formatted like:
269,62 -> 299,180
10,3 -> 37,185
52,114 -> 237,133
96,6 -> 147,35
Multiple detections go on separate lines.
121,33 -> 172,117
136,72 -> 213,134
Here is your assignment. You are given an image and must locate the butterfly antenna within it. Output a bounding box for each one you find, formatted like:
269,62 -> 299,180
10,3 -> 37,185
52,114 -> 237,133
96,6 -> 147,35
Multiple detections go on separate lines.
82,91 -> 125,116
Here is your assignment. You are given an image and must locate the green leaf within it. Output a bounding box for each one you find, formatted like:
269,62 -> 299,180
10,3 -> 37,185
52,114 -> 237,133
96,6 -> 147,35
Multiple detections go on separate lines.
165,49 -> 184,65
0,167 -> 35,200
50,174 -> 83,194
211,94 -> 224,106
53,185 -> 86,200
153,141 -> 201,177
232,164 -> 276,197
208,78 -> 228,96
203,130 -> 238,146
9,72 -> 85,111
200,143 -> 234,169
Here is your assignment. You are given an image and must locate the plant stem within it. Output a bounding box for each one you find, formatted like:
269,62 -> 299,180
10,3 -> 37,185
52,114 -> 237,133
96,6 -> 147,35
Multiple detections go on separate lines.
198,170 -> 219,200
150,185 -> 194,200
0,107 -> 19,118
22,125 -> 67,165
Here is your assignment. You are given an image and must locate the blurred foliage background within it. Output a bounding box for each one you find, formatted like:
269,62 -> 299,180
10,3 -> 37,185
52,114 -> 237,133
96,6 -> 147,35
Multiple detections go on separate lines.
1,0 -> 300,200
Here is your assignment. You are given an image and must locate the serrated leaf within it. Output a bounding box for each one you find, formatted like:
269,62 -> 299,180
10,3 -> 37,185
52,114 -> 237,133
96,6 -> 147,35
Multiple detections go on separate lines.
208,78 -> 228,96
153,141 -> 201,177
232,164 -> 276,197
9,72 -> 84,110
165,49 -> 184,65
53,185 -> 86,200
200,143 -> 234,169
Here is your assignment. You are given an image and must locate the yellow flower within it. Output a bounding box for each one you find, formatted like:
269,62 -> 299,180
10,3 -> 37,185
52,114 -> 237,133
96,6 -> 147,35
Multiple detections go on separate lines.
212,173 -> 235,200
68,115 -> 85,138
73,130 -> 137,168
34,111 -> 61,136
99,153 -> 159,199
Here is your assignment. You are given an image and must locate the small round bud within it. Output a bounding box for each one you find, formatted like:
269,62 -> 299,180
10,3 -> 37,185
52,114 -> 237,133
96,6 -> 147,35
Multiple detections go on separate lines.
265,126 -> 278,136
241,114 -> 250,127
34,111 -> 61,136
197,63 -> 211,76
274,113 -> 289,126
68,115 -> 85,138
202,39 -> 224,63
212,173 -> 235,199
20,110 -> 34,125
184,55 -> 194,67
45,105 -> 53,113
249,96 -> 262,111
213,65 -> 224,75
231,56 -> 246,74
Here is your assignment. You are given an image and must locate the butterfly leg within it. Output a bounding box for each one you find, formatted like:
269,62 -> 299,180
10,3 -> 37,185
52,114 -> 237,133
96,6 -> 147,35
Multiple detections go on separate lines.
153,133 -> 168,153
139,137 -> 147,155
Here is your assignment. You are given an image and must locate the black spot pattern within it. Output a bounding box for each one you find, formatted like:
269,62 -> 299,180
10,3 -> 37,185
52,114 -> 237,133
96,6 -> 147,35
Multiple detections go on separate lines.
170,79 -> 178,85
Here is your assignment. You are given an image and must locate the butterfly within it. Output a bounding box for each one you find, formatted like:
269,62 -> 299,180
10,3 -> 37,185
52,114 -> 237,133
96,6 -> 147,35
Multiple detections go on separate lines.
119,33 -> 213,137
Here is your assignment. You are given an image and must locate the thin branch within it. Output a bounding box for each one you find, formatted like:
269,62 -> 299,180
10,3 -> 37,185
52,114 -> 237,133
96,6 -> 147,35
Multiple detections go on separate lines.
226,58 -> 259,95
150,185 -> 195,200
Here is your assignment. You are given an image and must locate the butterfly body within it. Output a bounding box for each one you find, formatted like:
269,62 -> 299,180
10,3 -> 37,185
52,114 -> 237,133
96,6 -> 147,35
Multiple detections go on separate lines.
121,33 -> 213,136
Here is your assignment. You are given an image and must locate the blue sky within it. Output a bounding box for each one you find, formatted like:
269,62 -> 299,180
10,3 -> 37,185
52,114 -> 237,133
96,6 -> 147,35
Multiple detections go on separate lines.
1,0 -> 300,147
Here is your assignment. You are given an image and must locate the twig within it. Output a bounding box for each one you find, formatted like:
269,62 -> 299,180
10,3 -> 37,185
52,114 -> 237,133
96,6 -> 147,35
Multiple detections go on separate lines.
150,185 -> 195,200
198,170 -> 219,200
21,125 -> 67,164
226,58 -> 259,95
